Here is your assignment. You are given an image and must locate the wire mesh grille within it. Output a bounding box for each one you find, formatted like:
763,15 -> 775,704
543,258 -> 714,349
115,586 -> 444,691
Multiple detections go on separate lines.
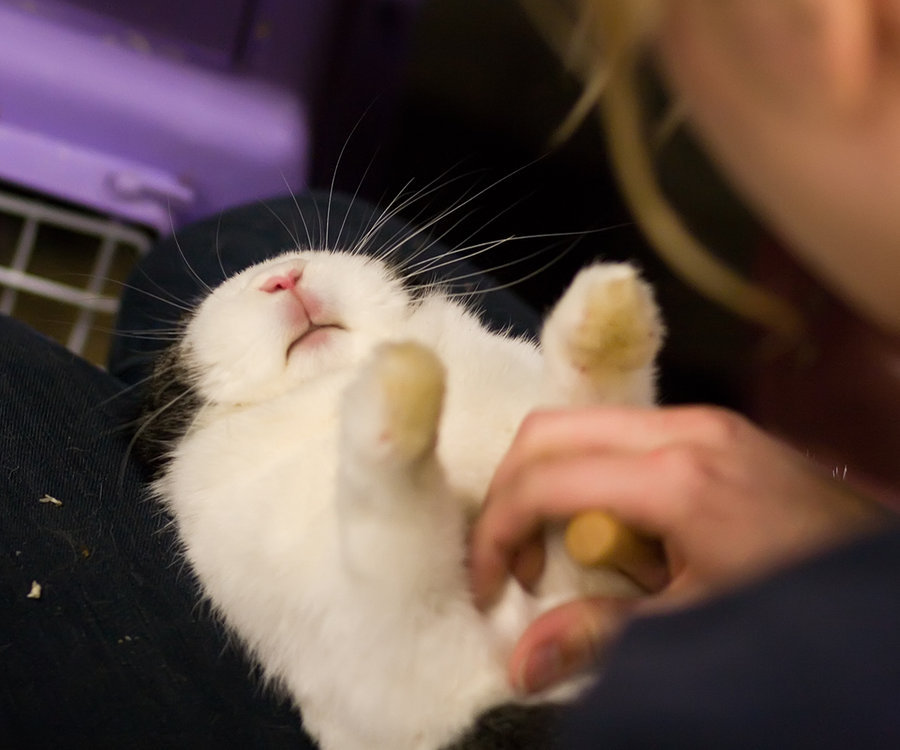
0,187 -> 153,367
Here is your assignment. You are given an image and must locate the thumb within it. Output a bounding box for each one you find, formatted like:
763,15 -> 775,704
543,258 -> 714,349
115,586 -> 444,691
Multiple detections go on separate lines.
509,596 -> 640,695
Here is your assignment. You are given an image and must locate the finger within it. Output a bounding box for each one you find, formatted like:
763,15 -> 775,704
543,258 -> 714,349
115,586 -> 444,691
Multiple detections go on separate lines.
510,534 -> 546,593
509,596 -> 641,694
470,450 -> 680,608
492,405 -> 742,492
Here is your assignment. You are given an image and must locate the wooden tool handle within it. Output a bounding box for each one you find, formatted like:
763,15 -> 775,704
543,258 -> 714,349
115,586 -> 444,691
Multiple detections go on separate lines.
564,510 -> 664,576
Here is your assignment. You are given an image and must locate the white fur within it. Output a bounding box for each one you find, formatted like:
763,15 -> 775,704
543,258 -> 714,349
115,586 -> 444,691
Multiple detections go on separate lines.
153,249 -> 664,750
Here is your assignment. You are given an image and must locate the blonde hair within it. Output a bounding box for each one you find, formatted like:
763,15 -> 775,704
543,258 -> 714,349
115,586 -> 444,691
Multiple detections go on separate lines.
521,0 -> 803,339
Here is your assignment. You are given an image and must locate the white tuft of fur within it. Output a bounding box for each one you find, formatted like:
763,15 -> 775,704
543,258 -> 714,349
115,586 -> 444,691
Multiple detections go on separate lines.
154,252 -> 664,750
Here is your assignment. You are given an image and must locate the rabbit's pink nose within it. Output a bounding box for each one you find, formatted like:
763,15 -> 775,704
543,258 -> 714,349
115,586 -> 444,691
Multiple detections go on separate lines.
260,269 -> 302,293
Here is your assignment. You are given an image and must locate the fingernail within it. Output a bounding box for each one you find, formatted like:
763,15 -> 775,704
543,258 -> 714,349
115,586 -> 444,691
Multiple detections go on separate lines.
471,568 -> 497,611
516,633 -> 599,695
471,564 -> 506,612
516,642 -> 564,694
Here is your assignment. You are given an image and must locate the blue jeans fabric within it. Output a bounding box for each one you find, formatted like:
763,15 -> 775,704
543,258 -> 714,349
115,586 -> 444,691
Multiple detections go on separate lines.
0,315 -> 314,748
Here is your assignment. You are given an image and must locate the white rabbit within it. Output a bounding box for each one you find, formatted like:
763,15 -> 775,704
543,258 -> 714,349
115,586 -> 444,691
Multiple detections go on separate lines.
140,247 -> 664,750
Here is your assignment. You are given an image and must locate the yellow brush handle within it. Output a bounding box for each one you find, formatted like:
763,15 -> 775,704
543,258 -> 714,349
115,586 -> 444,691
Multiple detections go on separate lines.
564,510 -> 663,575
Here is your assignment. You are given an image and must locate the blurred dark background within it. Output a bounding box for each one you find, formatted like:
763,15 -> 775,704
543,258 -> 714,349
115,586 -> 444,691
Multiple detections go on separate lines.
336,0 -> 760,407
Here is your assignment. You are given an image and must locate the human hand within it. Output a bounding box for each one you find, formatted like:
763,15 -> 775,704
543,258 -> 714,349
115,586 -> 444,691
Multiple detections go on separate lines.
469,405 -> 889,693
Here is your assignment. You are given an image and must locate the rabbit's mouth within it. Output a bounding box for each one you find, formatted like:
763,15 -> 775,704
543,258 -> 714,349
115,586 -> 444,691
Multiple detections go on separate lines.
287,323 -> 346,356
